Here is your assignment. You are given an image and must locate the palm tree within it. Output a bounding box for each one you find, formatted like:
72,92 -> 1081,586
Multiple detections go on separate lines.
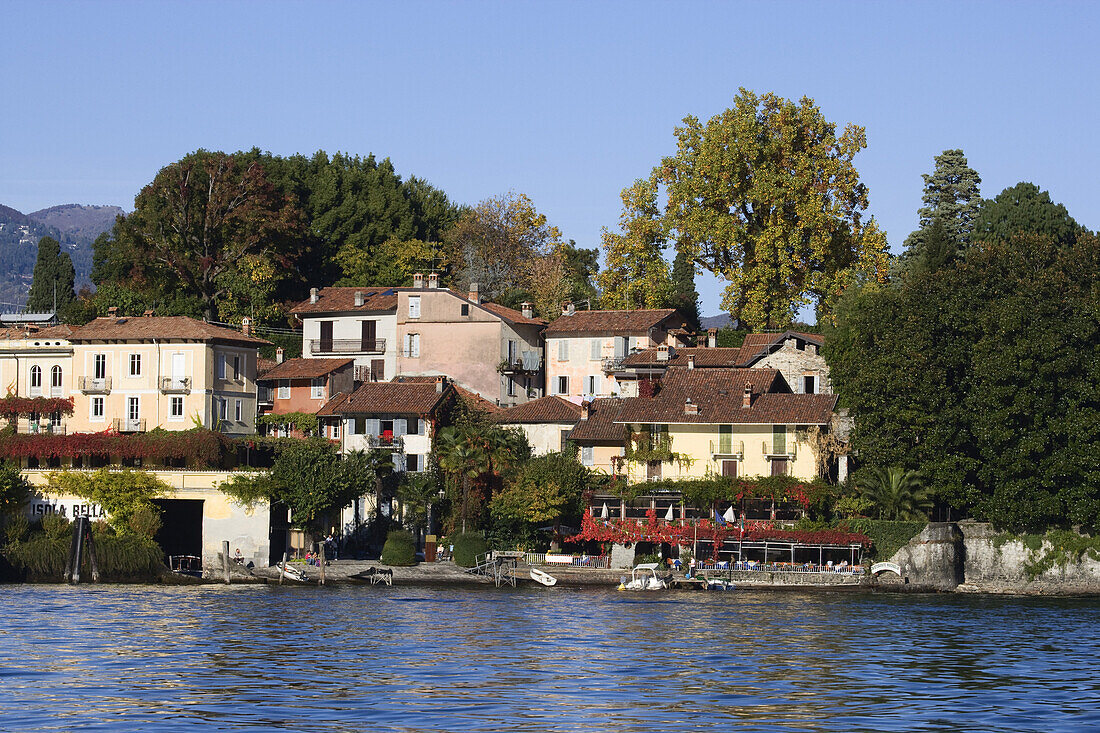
858,467 -> 932,521
435,426 -> 489,533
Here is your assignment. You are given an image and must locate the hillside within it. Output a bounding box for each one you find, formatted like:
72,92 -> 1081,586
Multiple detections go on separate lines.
0,204 -> 106,309
27,204 -> 124,242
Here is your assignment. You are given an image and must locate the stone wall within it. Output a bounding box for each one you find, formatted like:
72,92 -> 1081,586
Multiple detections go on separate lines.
753,339 -> 831,394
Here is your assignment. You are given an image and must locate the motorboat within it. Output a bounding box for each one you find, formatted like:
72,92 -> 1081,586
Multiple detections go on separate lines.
530,568 -> 557,587
277,561 -> 309,583
617,562 -> 669,591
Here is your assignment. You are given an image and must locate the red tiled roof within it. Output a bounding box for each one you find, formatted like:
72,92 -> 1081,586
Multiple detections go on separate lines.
479,301 -> 546,327
620,346 -> 748,369
257,357 -> 279,378
320,380 -> 451,416
543,309 -> 687,336
0,324 -> 75,340
393,375 -> 503,413
494,395 -> 582,424
291,287 -> 399,315
739,330 -> 824,364
257,357 -> 353,382
69,316 -> 270,346
613,368 -> 834,425
567,398 -> 628,443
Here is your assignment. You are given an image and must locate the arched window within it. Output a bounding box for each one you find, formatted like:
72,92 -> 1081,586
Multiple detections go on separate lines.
29,365 -> 42,390
51,365 -> 62,389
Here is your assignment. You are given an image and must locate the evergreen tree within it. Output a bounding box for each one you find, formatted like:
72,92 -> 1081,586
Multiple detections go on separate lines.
669,245 -> 701,332
901,149 -> 982,265
973,181 -> 1086,248
25,236 -> 76,314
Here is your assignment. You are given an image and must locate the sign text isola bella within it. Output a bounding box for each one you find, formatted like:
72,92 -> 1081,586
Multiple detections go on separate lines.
27,499 -> 107,520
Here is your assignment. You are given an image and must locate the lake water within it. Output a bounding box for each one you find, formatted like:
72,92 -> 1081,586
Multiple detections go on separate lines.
1,584 -> 1097,732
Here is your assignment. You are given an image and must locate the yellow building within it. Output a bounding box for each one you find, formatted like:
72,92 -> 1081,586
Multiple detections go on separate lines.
568,367 -> 837,482
0,325 -> 77,433
65,316 -> 269,435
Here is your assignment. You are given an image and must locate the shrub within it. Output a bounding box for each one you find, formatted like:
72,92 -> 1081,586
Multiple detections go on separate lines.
3,529 -> 165,581
128,506 -> 163,539
3,514 -> 29,544
380,530 -> 417,566
41,513 -> 71,540
847,518 -> 926,560
451,532 -> 487,567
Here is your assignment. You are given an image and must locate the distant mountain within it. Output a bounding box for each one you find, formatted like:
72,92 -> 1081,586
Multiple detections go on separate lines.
27,204 -> 124,242
700,313 -> 733,330
0,204 -> 112,310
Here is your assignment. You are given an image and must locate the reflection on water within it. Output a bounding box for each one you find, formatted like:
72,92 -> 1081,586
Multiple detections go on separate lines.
1,584 -> 1098,732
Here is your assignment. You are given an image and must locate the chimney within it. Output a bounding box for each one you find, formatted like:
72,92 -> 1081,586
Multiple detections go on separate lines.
742,384 -> 753,408
241,316 -> 252,337
581,400 -> 590,420
708,328 -> 717,348
684,398 -> 699,416
561,301 -> 575,316
413,273 -> 424,289
687,354 -> 695,370
354,291 -> 364,307
309,287 -> 319,304
656,344 -> 670,362
428,273 -> 439,288
107,306 -> 118,318
469,283 -> 481,305
436,375 -> 445,393
521,302 -> 533,319
143,309 -> 154,318
276,347 -> 285,364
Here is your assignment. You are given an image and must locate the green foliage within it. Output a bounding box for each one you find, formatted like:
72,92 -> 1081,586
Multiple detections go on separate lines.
396,471 -> 442,533
219,470 -> 278,508
715,327 -> 747,348
434,425 -> 530,533
46,469 -> 168,534
3,527 -> 164,581
973,182 -> 1086,249
624,429 -> 692,468
41,512 -> 71,539
654,88 -> 890,329
3,514 -> 30,544
834,494 -> 874,519
380,529 -> 417,566
26,236 -> 77,315
857,467 -> 931,521
451,532 -> 487,567
128,505 -> 163,539
0,462 -> 30,518
996,530 -> 1100,580
490,452 -> 591,540
256,412 -> 319,436
598,177 -> 675,310
847,519 -> 926,561
901,149 -> 982,266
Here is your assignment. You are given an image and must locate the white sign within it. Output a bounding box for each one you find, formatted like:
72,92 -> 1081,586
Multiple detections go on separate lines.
26,498 -> 108,520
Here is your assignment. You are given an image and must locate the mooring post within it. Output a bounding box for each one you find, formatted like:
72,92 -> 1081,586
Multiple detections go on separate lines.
279,552 -> 288,585
70,516 -> 86,584
318,542 -> 326,586
65,518 -> 80,583
84,519 -> 100,583
222,540 -> 231,585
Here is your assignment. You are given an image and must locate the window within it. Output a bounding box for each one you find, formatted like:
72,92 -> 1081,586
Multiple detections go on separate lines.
719,425 -> 733,454
93,354 -> 106,380
404,333 -> 420,358
406,454 -> 420,472
803,375 -> 817,394
586,375 -> 598,394
557,340 -> 569,361
311,378 -> 325,399
235,400 -> 242,422
127,397 -> 140,422
91,397 -> 105,420
560,430 -> 571,451
330,422 -> 340,439
29,365 -> 42,393
217,355 -> 226,379
278,380 -> 290,399
354,417 -> 366,434
722,460 -> 738,477
590,338 -> 601,360
170,396 -> 184,419
129,353 -> 141,377
507,378 -> 516,397
557,375 -> 568,395
51,365 -> 62,389
581,445 -> 594,467
773,425 -> 787,454
460,303 -> 469,316
218,398 -> 227,421
408,295 -> 421,318
233,356 -> 241,381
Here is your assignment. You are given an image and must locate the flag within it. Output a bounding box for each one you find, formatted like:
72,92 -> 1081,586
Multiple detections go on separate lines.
723,506 -> 736,523
714,509 -> 726,527
664,504 -> 674,522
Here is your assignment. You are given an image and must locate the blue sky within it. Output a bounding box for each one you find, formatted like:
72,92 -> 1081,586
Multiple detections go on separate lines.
3,1 -> 1097,316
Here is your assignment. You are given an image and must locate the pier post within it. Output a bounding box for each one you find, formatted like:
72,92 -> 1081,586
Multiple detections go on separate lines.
222,540 -> 231,585
70,516 -> 86,584
318,543 -> 326,586
84,519 -> 100,583
279,552 -> 287,585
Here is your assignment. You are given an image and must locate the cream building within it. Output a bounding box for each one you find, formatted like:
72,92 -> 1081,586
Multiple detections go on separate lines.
292,286 -> 398,382
0,325 -> 76,434
492,395 -> 582,456
66,315 -> 269,435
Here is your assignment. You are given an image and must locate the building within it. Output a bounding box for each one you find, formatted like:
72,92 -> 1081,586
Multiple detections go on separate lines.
256,357 -> 354,435
394,279 -> 545,407
65,315 -> 269,435
0,325 -> 76,434
542,307 -> 691,402
292,286 -> 398,382
492,395 -> 582,455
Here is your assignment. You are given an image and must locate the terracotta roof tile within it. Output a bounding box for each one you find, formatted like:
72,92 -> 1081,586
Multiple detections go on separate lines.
739,330 -> 824,364
69,316 -> 270,346
543,309 -> 687,336
479,301 -> 547,327
494,395 -> 581,424
322,381 -> 451,416
620,346 -> 748,369
257,357 -> 353,381
567,398 -> 628,443
257,357 -> 279,378
0,324 -> 75,341
393,375 -> 503,413
291,286 -> 399,315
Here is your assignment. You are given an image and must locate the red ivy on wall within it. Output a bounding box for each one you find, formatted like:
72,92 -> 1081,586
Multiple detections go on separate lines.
0,397 -> 75,419
0,428 -> 230,468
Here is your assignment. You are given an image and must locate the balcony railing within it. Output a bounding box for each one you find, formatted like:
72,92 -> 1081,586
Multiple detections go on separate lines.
710,440 -> 745,458
762,440 -> 797,458
19,419 -> 66,435
499,356 -> 543,375
601,356 -> 627,373
366,434 -> 404,451
113,418 -> 147,433
159,376 -> 192,393
309,338 -> 386,355
79,376 -> 112,393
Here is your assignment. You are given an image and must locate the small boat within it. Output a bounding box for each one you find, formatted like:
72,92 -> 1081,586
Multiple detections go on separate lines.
169,555 -> 203,578
277,562 -> 309,583
704,577 -> 736,591
617,562 -> 669,591
530,568 -> 557,587
349,567 -> 394,586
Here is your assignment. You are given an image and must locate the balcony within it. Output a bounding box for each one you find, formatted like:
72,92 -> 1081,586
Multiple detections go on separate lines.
601,356 -> 627,374
498,352 -> 543,375
710,439 -> 744,458
258,387 -> 274,406
79,376 -> 112,393
309,338 -> 386,355
762,440 -> 797,458
19,419 -> 66,435
113,418 -> 146,433
160,376 -> 192,393
366,434 -> 404,451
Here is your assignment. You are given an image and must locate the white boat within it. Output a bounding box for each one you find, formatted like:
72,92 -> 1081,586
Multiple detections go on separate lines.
617,562 -> 668,591
530,568 -> 558,587
278,562 -> 309,583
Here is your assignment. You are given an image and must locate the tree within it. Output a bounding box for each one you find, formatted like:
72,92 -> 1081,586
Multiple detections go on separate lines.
669,245 -> 701,332
443,192 -> 563,302
857,467 -> 931,520
25,237 -> 76,315
0,462 -> 30,519
972,182 -> 1086,248
597,177 -> 674,309
901,149 -> 982,264
654,89 -> 889,329
525,241 -> 599,320
97,151 -> 307,322
490,452 -> 590,546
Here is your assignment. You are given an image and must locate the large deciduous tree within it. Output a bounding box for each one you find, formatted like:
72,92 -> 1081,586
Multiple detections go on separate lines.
654,89 -> 889,329
901,149 -> 982,265
26,237 -> 76,315
597,178 -> 674,310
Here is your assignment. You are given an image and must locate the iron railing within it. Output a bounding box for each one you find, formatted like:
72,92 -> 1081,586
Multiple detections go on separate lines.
78,376 -> 112,393
159,376 -> 191,392
112,418 -> 146,433
309,338 -> 386,355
